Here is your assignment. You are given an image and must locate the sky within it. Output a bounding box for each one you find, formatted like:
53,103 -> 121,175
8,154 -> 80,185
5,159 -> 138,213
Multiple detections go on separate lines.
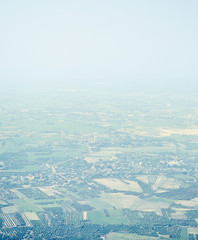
0,0 -> 198,93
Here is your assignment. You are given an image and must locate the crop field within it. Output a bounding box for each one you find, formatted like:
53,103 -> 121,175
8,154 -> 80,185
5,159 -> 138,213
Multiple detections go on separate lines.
2,206 -> 18,214
146,197 -> 174,205
106,232 -> 158,240
179,227 -> 188,240
85,198 -> 115,210
0,199 -> 7,205
188,227 -> 198,235
171,210 -> 187,220
1,165 -> 41,173
100,193 -> 173,211
51,146 -> 88,160
176,197 -> 198,208
87,209 -> 127,225
38,186 -> 60,196
24,212 -> 40,221
0,213 -> 26,228
13,199 -> 42,212
84,147 -> 134,162
84,151 -> 119,162
95,178 -> 142,192
153,175 -> 181,190
100,192 -> 141,209
138,174 -> 181,191
18,188 -> 49,199
37,203 -> 61,209
159,128 -> 198,137
0,114 -> 104,134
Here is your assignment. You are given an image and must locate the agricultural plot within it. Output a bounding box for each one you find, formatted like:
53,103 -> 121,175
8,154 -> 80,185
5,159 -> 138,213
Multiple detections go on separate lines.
176,197 -> 198,208
38,186 -> 61,196
18,188 -> 50,200
84,147 -> 129,162
0,199 -> 7,205
106,232 -> 158,240
159,128 -> 198,137
13,199 -> 42,212
188,227 -> 198,235
0,213 -> 26,228
180,227 -> 188,240
100,193 -> 172,211
2,206 -> 18,214
37,203 -> 61,209
100,192 -> 141,209
171,210 -> 187,220
153,175 -> 181,190
64,211 -> 83,225
84,198 -> 115,210
16,165 -> 41,172
95,178 -> 142,192
24,212 -> 40,221
87,209 -> 127,225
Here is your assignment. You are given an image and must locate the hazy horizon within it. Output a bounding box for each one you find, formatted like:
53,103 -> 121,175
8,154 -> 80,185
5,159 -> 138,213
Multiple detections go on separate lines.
0,0 -> 198,93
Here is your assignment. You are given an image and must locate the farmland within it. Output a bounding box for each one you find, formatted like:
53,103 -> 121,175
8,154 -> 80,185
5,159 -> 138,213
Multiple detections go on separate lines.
1,91 -> 198,239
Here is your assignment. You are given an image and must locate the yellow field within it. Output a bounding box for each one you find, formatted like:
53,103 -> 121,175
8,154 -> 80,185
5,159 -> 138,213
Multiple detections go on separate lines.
2,206 -> 18,213
100,192 -> 172,212
160,128 -> 198,136
177,197 -> 198,207
24,212 -> 40,220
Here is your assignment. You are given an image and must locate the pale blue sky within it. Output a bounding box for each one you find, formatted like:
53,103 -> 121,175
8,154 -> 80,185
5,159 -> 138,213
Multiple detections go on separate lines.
0,0 -> 197,92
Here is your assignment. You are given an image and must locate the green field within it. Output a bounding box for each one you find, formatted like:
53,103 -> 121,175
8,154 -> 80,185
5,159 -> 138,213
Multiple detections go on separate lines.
179,227 -> 188,240
13,199 -> 42,212
1,165 -> 41,172
37,203 -> 61,208
87,209 -> 128,225
107,232 -> 158,240
88,198 -> 115,210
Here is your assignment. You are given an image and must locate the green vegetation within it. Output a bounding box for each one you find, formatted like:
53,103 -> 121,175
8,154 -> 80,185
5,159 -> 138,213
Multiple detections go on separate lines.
179,227 -> 188,240
37,203 -> 60,208
13,199 -> 42,212
147,197 -> 175,204
107,232 -> 158,240
87,209 -> 128,225
89,198 -> 114,210
1,165 -> 41,172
